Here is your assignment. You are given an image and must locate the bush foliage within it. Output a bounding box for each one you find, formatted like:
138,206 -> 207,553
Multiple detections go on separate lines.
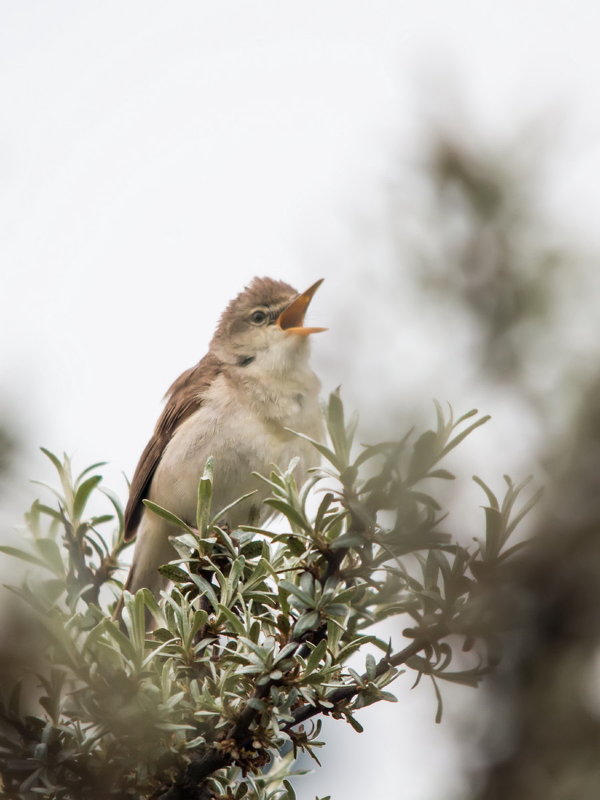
0,392 -> 538,799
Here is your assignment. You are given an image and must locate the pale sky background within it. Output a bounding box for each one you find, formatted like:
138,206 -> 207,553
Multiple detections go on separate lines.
2,2 -> 600,798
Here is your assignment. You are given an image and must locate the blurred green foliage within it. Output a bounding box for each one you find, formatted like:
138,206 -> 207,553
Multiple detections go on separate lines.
421,135 -> 562,380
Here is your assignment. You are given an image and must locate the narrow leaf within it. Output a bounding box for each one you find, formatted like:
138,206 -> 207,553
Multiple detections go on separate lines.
143,500 -> 194,533
73,475 -> 102,520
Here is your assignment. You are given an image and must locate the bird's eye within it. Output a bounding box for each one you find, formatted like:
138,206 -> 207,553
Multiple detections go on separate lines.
250,309 -> 268,325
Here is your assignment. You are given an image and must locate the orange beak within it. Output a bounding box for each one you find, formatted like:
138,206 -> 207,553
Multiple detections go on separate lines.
277,278 -> 327,336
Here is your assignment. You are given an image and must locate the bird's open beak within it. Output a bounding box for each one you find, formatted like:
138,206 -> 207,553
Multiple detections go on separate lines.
277,279 -> 327,336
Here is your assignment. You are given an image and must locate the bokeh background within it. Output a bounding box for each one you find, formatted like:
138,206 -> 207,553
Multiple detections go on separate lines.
3,2 -> 600,798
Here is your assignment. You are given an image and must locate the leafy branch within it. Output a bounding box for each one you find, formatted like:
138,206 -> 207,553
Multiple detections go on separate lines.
0,392 -> 537,800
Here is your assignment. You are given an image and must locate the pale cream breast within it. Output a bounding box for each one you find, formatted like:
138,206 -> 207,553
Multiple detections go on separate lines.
149,369 -> 322,528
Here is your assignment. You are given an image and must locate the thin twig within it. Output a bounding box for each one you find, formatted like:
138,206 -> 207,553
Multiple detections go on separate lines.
285,635 -> 435,729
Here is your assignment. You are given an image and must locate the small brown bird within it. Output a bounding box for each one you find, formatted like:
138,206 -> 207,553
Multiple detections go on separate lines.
119,277 -> 326,606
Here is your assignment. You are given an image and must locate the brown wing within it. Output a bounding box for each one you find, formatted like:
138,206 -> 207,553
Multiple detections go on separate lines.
123,352 -> 222,540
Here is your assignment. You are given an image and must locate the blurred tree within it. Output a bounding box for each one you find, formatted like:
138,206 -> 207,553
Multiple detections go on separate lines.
0,415 -> 18,498
0,425 -> 15,486
470,375 -> 600,800
375,118 -> 600,799
413,132 -> 562,384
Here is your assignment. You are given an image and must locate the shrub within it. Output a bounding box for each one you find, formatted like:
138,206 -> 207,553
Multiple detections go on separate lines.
0,392 -> 537,800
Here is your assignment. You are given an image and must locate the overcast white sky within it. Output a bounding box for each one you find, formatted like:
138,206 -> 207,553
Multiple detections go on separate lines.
2,2 -> 600,798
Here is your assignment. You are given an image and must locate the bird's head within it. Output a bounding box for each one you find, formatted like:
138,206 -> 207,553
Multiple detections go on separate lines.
210,277 -> 326,373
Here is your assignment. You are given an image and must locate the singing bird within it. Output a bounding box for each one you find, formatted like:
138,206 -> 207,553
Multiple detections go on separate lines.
119,277 -> 326,604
